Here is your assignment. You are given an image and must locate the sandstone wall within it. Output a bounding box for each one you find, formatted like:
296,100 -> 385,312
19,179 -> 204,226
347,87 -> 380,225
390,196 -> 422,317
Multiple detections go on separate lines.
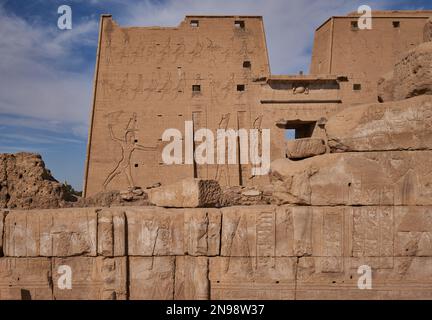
1,204 -> 432,300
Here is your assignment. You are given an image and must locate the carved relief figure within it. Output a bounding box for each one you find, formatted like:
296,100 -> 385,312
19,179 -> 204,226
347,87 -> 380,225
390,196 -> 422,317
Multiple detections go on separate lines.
173,37 -> 186,62
174,72 -> 186,99
221,73 -> 235,99
206,37 -> 220,66
103,112 -> 155,190
188,38 -> 203,62
215,113 -> 231,185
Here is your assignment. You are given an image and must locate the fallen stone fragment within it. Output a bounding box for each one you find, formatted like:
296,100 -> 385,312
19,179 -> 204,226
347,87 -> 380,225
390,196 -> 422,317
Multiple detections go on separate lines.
148,178 -> 221,208
326,95 -> 432,152
286,138 -> 326,159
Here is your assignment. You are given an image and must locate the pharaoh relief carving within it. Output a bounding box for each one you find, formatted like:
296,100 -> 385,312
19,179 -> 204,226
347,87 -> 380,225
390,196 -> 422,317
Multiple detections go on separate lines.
188,38 -> 204,63
156,36 -> 171,64
215,113 -> 231,186
209,73 -> 221,105
103,112 -> 156,191
173,37 -> 186,62
157,72 -> 173,100
143,72 -> 160,101
237,40 -> 254,58
205,37 -> 221,67
220,73 -> 235,99
174,71 -> 186,99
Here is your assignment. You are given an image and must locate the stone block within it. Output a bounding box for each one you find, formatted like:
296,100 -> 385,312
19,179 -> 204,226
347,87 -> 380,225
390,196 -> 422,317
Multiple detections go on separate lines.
4,208 -> 97,257
0,210 -> 6,256
0,257 -> 52,300
209,257 -> 297,299
286,138 -> 326,159
327,95 -> 432,152
52,256 -> 127,300
97,208 -> 126,256
174,256 -> 209,300
148,178 -> 221,208
271,151 -> 432,206
129,256 -> 175,300
296,257 -> 432,299
126,207 -> 220,256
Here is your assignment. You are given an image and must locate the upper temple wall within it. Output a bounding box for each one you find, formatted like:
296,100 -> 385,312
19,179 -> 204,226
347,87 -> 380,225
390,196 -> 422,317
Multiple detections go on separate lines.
310,11 -> 431,103
84,15 -> 273,196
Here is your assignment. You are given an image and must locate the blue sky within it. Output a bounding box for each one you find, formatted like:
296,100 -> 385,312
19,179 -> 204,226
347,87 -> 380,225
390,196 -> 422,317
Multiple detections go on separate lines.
0,0 -> 431,190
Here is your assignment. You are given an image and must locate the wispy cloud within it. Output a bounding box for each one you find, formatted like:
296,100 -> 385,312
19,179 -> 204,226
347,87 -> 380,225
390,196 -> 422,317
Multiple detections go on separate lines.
0,4 -> 96,137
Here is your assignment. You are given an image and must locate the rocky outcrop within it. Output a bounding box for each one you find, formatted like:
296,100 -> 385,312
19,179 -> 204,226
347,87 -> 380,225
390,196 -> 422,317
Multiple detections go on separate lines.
0,153 -> 75,209
378,42 -> 432,102
326,95 -> 432,152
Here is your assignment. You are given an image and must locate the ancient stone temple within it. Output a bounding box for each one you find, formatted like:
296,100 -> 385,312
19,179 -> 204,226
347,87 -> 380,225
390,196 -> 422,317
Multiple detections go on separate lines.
1,10 -> 432,300
84,11 -> 432,197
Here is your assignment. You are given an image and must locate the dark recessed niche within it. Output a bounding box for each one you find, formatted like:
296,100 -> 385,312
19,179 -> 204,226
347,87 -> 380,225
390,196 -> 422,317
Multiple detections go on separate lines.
234,20 -> 245,29
237,84 -> 245,91
243,61 -> 251,68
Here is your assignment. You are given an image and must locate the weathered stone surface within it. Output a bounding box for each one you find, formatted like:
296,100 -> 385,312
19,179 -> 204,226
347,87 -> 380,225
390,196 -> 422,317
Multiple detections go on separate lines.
424,17 -> 432,42
296,257 -> 432,299
0,153 -> 76,209
220,206 -> 432,258
126,207 -> 220,256
209,257 -> 297,299
219,186 -> 269,207
4,208 -> 97,257
0,211 -> 6,256
53,256 -> 127,300
0,257 -> 52,300
327,96 -> 432,152
394,206 -> 432,257
220,205 -> 313,257
148,178 -> 221,208
378,42 -> 432,102
97,208 -> 126,256
377,71 -> 396,102
174,256 -> 209,300
286,138 -> 326,159
129,256 -> 175,300
271,151 -> 432,206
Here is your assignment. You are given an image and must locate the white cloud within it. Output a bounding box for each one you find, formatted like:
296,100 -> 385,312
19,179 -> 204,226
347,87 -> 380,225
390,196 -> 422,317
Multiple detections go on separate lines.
0,5 -> 97,139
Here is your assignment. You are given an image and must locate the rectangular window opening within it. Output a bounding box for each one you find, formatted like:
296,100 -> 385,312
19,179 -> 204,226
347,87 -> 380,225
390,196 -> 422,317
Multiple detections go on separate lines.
234,20 -> 245,29
243,61 -> 251,68
353,83 -> 362,91
351,21 -> 359,30
190,20 -> 199,27
393,21 -> 400,28
192,84 -> 201,92
237,84 -> 245,91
